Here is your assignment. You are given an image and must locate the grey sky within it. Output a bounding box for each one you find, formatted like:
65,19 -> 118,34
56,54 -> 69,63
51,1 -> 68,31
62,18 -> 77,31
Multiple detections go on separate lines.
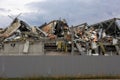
0,0 -> 120,27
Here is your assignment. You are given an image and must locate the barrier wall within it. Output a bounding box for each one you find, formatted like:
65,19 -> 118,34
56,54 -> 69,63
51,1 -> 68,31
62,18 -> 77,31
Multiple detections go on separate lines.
0,55 -> 120,77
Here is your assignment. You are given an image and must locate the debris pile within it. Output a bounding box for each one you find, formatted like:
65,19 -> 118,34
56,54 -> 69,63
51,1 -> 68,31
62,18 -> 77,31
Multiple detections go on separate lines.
0,17 -> 120,55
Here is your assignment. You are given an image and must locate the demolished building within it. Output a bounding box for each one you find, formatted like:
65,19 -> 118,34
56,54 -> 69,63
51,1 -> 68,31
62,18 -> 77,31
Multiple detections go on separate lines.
89,18 -> 120,37
0,17 -> 120,78
0,17 -> 119,56
88,18 -> 120,55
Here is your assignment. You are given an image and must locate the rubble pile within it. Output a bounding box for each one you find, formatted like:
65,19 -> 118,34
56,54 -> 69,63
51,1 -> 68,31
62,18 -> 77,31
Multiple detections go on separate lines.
0,17 -> 120,55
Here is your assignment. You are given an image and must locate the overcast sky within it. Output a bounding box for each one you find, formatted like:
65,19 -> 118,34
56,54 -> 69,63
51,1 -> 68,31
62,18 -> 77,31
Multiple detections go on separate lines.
0,0 -> 120,28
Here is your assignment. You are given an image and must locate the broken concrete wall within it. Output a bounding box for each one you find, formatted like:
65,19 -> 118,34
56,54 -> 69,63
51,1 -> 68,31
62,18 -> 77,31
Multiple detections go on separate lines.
0,41 -> 44,55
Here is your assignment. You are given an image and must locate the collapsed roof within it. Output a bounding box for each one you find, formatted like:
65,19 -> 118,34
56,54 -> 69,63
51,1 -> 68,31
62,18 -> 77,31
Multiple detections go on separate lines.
0,17 -> 120,42
89,18 -> 120,37
39,19 -> 69,37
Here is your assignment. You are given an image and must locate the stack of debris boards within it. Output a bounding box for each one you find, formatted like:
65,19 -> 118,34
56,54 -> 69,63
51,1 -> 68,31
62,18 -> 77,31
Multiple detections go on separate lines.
89,18 -> 120,55
0,18 -> 45,55
68,18 -> 120,56
0,17 -> 120,55
70,23 -> 88,55
0,18 -> 73,55
38,19 -> 72,53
